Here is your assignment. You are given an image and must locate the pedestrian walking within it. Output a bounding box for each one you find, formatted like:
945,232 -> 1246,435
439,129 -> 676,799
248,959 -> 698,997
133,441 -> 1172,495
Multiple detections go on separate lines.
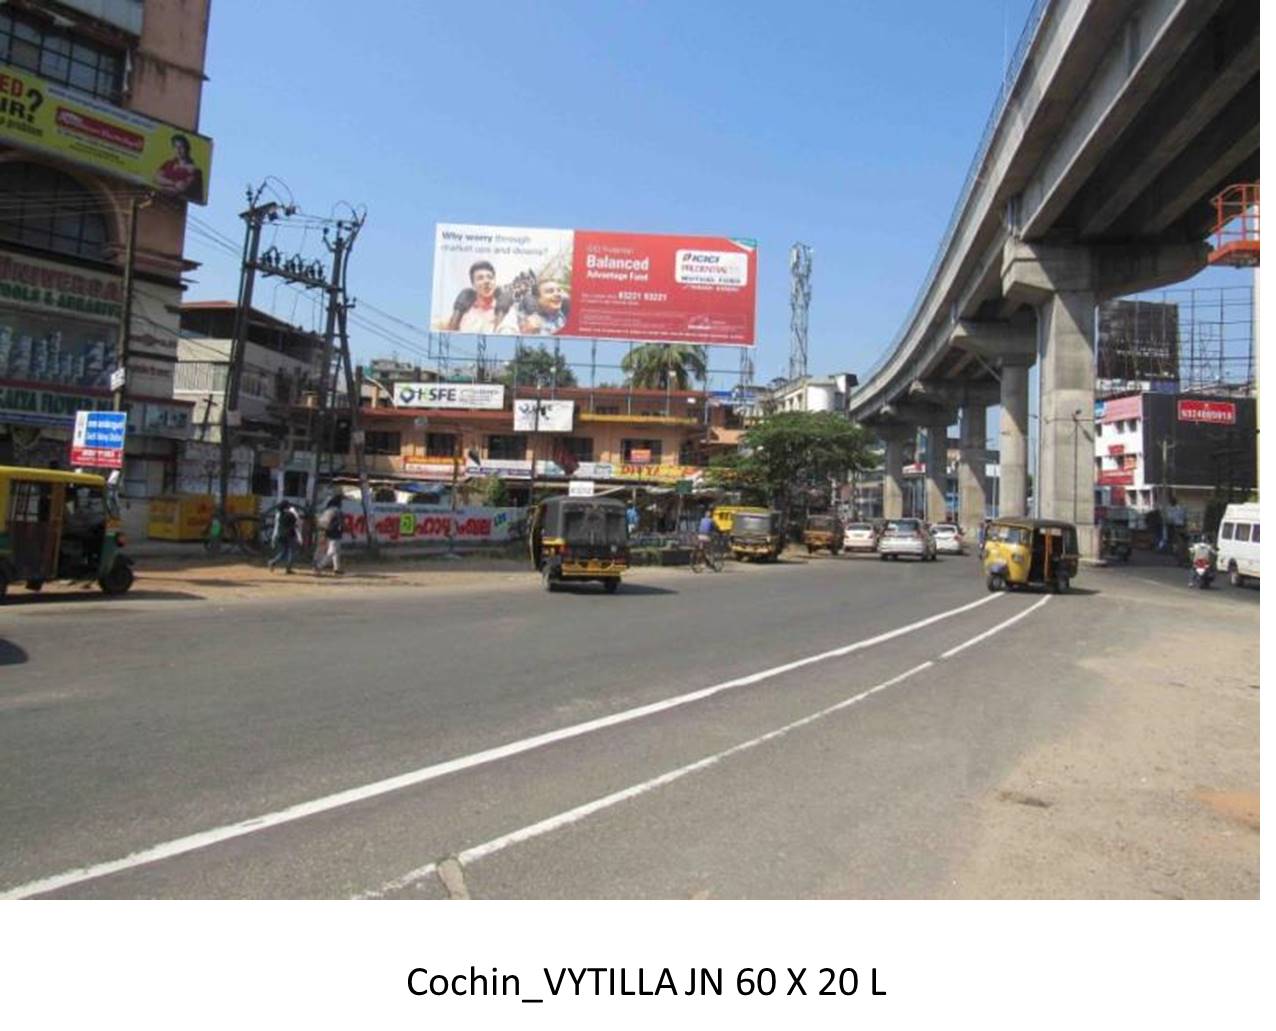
266,500 -> 302,574
313,493 -> 345,576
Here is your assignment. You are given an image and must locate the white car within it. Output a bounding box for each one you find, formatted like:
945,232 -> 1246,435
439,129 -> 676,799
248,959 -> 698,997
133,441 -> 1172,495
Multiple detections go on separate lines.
843,522 -> 879,552
878,519 -> 937,561
930,523 -> 965,555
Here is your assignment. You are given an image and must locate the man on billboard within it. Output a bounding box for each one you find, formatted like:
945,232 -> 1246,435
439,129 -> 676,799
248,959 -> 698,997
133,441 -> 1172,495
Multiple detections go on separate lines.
445,260 -> 502,333
499,278 -> 569,335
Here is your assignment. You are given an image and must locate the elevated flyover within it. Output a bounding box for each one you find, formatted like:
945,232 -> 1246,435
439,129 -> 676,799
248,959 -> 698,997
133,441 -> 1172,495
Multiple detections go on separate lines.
849,0 -> 1259,553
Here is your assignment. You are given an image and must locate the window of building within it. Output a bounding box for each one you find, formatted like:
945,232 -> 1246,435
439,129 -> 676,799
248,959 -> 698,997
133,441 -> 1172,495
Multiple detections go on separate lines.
558,436 -> 594,462
425,432 -> 457,458
622,438 -> 662,464
365,430 -> 401,455
486,434 -> 527,460
0,11 -> 124,104
0,162 -> 111,261
593,404 -> 621,415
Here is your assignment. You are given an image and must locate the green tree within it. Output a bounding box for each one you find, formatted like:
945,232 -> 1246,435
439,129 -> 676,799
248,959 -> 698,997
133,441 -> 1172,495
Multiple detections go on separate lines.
498,344 -> 577,388
620,343 -> 707,389
707,411 -> 877,521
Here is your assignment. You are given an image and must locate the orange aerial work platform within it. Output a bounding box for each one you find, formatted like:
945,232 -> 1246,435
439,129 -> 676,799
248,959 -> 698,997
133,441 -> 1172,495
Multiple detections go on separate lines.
1207,182 -> 1259,267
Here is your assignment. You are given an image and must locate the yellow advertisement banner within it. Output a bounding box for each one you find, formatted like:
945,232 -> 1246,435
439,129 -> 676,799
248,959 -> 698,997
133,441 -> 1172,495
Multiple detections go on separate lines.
0,62 -> 213,205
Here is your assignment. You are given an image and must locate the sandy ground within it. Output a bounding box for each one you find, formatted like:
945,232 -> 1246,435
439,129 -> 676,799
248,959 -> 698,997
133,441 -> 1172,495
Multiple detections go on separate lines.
946,580 -> 1259,899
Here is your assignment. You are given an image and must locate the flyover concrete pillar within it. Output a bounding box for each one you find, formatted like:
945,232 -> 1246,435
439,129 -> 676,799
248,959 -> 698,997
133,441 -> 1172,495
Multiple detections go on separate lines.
1036,288 -> 1098,553
924,422 -> 949,523
1002,240 -> 1208,558
958,403 -> 987,530
998,358 -> 1031,518
879,426 -> 910,520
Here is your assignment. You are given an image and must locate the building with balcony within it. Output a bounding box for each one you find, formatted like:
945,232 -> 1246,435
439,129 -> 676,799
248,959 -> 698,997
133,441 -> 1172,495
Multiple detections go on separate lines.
332,384 -> 714,505
0,0 -> 211,502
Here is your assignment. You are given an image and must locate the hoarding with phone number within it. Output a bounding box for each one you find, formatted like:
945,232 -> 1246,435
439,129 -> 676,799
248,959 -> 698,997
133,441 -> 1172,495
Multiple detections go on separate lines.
430,223 -> 756,346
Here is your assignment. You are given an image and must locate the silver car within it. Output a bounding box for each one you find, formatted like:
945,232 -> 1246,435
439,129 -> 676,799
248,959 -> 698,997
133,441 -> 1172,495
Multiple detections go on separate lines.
878,518 -> 937,561
842,522 -> 879,552
930,523 -> 965,555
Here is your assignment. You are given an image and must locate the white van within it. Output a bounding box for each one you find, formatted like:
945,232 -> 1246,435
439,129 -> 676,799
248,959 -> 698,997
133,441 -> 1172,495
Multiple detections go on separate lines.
1216,503 -> 1259,587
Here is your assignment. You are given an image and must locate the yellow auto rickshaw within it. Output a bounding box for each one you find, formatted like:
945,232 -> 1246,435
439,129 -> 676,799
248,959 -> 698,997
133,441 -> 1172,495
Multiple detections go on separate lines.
530,494 -> 629,593
982,516 -> 1079,593
803,513 -> 844,554
729,509 -> 785,562
711,504 -> 767,535
0,465 -> 134,601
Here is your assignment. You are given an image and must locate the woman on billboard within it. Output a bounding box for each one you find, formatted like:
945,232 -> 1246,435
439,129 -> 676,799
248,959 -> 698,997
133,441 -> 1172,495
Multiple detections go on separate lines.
153,134 -> 205,202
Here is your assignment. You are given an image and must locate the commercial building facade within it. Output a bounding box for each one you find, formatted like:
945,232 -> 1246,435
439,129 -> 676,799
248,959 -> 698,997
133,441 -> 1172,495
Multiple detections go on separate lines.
339,384 -> 715,502
1094,390 -> 1257,531
1,0 -> 210,525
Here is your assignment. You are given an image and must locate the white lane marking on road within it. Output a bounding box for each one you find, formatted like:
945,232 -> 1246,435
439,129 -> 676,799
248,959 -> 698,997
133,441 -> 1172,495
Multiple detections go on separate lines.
361,662 -> 938,898
939,595 -> 1051,659
1,593 -> 1002,899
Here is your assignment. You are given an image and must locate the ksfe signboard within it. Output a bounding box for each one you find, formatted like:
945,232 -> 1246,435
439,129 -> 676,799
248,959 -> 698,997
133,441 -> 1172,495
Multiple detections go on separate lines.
430,224 -> 757,345
70,409 -> 126,469
393,383 -> 505,409
1,62 -> 214,205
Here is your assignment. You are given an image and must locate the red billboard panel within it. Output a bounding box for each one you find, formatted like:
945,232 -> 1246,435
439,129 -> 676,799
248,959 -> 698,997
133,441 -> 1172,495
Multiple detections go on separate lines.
1177,399 -> 1236,424
430,224 -> 756,346
1097,469 -> 1135,486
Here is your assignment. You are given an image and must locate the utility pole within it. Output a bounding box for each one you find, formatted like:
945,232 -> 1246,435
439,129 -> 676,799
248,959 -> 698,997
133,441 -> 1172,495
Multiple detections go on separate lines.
218,187 -> 289,523
336,292 -> 377,554
113,192 -> 152,412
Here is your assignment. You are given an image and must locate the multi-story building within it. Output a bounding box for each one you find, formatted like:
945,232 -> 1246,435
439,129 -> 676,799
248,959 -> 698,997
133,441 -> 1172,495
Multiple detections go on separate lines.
0,0 -> 211,507
1094,390 -> 1256,531
340,384 -> 713,504
173,301 -> 325,496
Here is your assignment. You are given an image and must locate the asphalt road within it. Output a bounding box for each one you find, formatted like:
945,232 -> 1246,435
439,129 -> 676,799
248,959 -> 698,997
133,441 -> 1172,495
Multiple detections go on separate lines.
0,549 -> 1258,898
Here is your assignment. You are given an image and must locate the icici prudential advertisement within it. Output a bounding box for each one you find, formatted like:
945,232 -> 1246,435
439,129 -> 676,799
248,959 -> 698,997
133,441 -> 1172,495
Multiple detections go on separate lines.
429,223 -> 757,346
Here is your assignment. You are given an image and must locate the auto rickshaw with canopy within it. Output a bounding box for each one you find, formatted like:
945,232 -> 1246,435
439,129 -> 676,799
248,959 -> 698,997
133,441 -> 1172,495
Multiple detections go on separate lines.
803,512 -> 844,554
729,509 -> 784,562
529,494 -> 630,593
982,516 -> 1079,593
0,465 -> 134,601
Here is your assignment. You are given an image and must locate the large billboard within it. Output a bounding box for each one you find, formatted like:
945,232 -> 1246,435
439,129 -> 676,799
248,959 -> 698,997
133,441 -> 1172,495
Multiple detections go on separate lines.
0,62 -> 214,204
430,223 -> 756,346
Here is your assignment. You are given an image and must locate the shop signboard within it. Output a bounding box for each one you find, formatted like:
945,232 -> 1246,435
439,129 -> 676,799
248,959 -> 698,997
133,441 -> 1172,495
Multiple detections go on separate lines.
1107,444 -> 1125,456
393,382 -> 505,409
1097,469 -> 1135,486
430,223 -> 757,346
1177,399 -> 1236,425
1098,394 -> 1143,423
0,62 -> 214,204
513,398 -> 574,433
70,408 -> 126,468
0,383 -> 112,427
568,480 -> 595,497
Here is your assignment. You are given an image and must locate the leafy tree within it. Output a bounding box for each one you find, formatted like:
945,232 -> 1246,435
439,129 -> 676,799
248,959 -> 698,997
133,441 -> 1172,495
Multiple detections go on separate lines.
621,343 -> 707,390
498,344 -> 577,388
707,411 -> 877,522
477,476 -> 509,507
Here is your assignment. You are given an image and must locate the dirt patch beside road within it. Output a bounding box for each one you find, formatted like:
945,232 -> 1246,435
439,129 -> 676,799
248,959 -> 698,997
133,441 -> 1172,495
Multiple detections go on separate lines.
946,583 -> 1259,899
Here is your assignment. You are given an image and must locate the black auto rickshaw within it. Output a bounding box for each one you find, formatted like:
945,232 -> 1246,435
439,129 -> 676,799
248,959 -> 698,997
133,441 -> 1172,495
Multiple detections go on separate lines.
0,465 -> 134,601
982,516 -> 1079,593
803,513 -> 844,554
729,509 -> 785,562
529,494 -> 629,593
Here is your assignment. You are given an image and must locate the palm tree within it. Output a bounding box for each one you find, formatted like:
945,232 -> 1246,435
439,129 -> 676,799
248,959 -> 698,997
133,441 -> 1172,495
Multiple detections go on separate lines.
620,343 -> 708,390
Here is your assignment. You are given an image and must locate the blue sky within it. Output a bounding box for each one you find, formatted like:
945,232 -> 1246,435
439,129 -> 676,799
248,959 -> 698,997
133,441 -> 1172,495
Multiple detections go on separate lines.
186,0 -> 1247,391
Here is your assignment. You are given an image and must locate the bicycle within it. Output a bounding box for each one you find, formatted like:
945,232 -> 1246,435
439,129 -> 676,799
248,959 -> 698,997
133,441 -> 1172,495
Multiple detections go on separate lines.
689,532 -> 726,573
203,512 -> 266,557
